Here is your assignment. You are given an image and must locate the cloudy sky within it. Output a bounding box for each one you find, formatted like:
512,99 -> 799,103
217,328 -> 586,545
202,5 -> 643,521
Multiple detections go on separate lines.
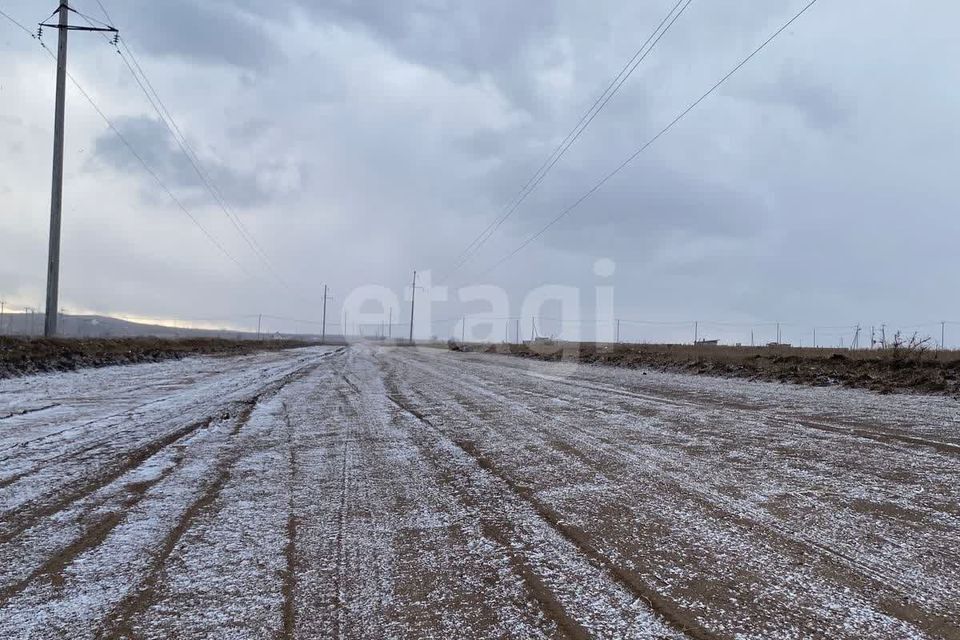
1,0 -> 958,344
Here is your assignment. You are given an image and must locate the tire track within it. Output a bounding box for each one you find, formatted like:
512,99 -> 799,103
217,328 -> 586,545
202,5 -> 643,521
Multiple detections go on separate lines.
398,350 -> 956,636
94,363 -> 320,639
384,389 -> 699,640
0,415 -> 215,545
1,359 -> 323,547
280,402 -> 298,640
418,350 -> 960,457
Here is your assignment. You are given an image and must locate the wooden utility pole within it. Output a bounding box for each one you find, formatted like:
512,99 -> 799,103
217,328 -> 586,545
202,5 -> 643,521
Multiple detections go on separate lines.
257,314 -> 262,340
408,271 -> 417,344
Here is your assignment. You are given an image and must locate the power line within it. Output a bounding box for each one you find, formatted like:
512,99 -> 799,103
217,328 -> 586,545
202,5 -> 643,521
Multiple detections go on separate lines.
0,7 -> 266,283
71,3 -> 293,291
115,38 -> 289,287
477,0 -> 823,278
0,6 -> 35,37
440,0 -> 694,281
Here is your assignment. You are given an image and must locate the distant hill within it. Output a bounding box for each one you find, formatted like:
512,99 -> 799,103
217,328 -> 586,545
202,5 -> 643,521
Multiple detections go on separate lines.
0,313 -> 324,341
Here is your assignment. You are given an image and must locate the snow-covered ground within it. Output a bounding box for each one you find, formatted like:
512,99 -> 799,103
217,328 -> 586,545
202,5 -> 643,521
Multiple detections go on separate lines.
0,344 -> 957,639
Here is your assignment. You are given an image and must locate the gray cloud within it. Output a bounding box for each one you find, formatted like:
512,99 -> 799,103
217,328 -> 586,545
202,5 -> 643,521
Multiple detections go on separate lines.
2,0 -> 960,336
99,0 -> 284,70
91,115 -> 302,208
736,64 -> 848,130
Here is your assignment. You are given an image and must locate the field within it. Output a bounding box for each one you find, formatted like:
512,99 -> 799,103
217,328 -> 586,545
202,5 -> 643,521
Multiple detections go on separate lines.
0,337 -> 316,379
449,341 -> 960,395
1,345 -> 958,639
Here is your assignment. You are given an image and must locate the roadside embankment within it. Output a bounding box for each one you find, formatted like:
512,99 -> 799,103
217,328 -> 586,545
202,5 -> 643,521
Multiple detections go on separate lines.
447,341 -> 960,395
0,337 -> 317,378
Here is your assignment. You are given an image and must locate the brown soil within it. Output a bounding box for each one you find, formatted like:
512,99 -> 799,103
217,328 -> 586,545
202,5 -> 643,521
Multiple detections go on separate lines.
446,341 -> 960,396
0,337 -> 316,379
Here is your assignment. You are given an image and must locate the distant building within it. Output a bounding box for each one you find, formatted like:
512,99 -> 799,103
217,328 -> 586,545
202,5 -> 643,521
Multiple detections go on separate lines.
695,339 -> 719,346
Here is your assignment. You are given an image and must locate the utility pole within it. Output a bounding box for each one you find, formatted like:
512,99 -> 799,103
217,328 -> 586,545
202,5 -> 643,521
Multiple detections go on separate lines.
408,271 -> 417,344
941,321 -> 946,350
776,322 -> 781,345
531,317 -> 536,342
750,329 -> 754,347
616,319 -> 621,344
321,285 -> 328,344
43,1 -> 69,337
0,299 -> 5,335
694,321 -> 698,345
388,307 -> 392,339
256,314 -> 262,340
813,328 -> 817,349
40,2 -> 117,337
515,318 -> 520,344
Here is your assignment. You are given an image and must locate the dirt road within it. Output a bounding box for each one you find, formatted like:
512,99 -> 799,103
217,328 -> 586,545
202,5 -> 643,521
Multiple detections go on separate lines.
1,345 -> 957,639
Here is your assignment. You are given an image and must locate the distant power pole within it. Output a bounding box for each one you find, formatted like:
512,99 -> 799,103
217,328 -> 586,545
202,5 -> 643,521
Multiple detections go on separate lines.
750,329 -> 754,347
616,319 -> 621,344
531,317 -> 536,341
694,321 -> 698,345
408,271 -> 417,344
321,285 -> 328,344
257,314 -> 262,340
813,328 -> 817,349
461,317 -> 466,343
515,318 -> 520,344
776,322 -> 781,345
941,321 -> 946,350
41,1 -> 118,337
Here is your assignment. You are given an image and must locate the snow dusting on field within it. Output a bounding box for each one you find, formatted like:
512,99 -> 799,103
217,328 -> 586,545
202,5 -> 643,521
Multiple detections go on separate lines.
0,344 -> 957,639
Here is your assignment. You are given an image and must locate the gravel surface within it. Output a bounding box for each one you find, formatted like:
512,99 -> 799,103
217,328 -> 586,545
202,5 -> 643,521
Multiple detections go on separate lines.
1,345 -> 957,639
